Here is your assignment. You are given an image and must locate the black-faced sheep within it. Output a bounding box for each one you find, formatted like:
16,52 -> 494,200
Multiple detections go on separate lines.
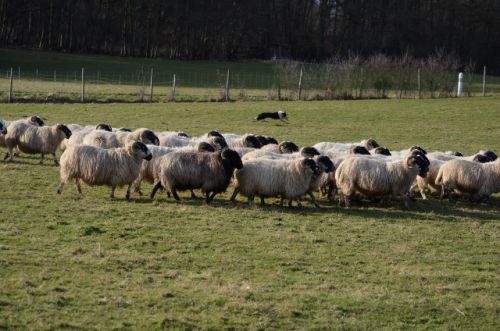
0,116 -> 45,148
84,128 -> 159,149
230,158 -> 320,207
435,159 -> 500,202
5,123 -> 71,165
150,149 -> 243,203
57,141 -> 152,200
335,153 -> 430,208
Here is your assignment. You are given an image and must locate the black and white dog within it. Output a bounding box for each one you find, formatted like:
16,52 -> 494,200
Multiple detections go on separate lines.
255,110 -> 288,122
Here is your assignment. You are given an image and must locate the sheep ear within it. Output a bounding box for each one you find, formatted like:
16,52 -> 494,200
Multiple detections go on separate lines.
406,156 -> 416,167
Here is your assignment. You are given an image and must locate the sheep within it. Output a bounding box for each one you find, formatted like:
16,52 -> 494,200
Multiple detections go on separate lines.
372,146 -> 391,156
230,158 -> 320,207
83,128 -> 159,149
243,146 -> 319,162
260,141 -> 299,153
150,148 -> 243,203
159,133 -> 192,147
60,123 -> 113,151
5,123 -> 72,165
435,159 -> 500,202
57,141 -> 152,199
224,133 -> 262,149
0,115 -> 45,148
232,147 -> 258,157
314,138 -> 379,154
0,121 -> 6,135
335,153 -> 430,208
304,155 -> 335,208
133,142 -> 216,196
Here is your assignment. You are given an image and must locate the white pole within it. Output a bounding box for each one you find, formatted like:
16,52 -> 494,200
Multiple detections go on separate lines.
457,72 -> 464,97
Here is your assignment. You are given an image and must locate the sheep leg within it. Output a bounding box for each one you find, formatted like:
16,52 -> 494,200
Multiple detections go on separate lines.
52,153 -> 59,166
57,181 -> 65,194
229,187 -> 240,203
308,192 -> 320,208
279,196 -> 284,207
150,181 -> 162,199
39,153 -> 44,165
125,184 -> 132,200
75,179 -> 83,195
296,199 -> 303,208
260,196 -> 265,206
206,191 -> 217,204
247,196 -> 254,206
133,182 -> 143,196
171,188 -> 181,201
110,186 -> 116,199
190,190 -> 197,199
4,151 -> 10,161
288,199 -> 293,207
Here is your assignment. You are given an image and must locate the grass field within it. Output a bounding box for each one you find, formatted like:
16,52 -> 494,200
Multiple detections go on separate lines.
0,98 -> 499,329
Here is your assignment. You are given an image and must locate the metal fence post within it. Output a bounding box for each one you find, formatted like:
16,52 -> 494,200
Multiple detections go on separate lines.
149,68 -> 154,103
482,66 -> 486,97
8,68 -> 13,103
225,69 -> 230,101
298,68 -> 303,100
81,67 -> 85,103
172,74 -> 176,101
417,68 -> 421,99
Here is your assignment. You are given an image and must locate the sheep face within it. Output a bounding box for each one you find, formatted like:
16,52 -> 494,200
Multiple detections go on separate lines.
365,138 -> 379,150
352,145 -> 370,155
131,141 -> 152,160
96,123 -> 112,131
57,124 -> 72,139
244,135 -> 262,148
316,155 -> 335,173
255,135 -> 268,146
407,154 -> 430,177
301,147 -> 321,157
210,136 -> 228,149
453,151 -> 463,157
30,116 -> 45,126
410,146 -> 427,155
198,142 -> 216,153
482,150 -> 497,161
265,136 -> 278,145
177,132 -> 190,138
473,154 -> 492,163
207,130 -> 223,138
303,158 -> 321,176
142,130 -> 160,146
0,121 -> 6,135
279,141 -> 299,154
374,147 -> 391,156
221,149 -> 243,169
119,128 -> 132,132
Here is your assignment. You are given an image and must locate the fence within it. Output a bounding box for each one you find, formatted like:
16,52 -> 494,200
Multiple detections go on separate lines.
1,64 -> 499,103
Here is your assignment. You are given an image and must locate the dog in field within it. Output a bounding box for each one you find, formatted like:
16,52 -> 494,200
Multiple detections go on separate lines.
255,111 -> 288,122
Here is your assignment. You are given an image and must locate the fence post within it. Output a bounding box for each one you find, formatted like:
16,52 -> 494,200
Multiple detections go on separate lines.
81,67 -> 85,103
172,74 -> 176,101
17,67 -> 20,81
8,68 -> 13,103
36,69 -> 38,80
482,66 -> 486,97
225,68 -> 230,102
149,68 -> 154,103
417,68 -> 421,99
278,82 -> 281,101
298,68 -> 303,100
54,70 -> 57,82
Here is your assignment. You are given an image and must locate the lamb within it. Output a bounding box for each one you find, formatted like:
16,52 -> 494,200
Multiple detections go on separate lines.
435,159 -> 500,202
0,115 -> 45,148
133,142 -> 216,195
83,128 -> 159,149
5,123 -> 72,165
150,149 -> 243,203
335,152 -> 430,208
230,158 -> 320,207
57,141 -> 152,200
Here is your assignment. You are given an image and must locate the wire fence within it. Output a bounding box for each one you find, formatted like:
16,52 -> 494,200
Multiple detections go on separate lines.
1,65 -> 499,103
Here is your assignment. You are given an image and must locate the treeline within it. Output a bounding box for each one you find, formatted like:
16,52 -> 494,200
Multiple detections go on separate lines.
1,0 -> 500,70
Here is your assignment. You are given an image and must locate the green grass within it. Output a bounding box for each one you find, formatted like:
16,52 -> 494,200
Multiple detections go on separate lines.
0,98 -> 499,329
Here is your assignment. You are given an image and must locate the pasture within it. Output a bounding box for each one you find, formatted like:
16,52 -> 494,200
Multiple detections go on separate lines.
0,98 -> 499,329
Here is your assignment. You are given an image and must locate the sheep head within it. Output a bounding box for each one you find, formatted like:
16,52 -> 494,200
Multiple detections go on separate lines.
177,132 -> 190,138
279,141 -> 299,154
96,123 -> 112,131
207,130 -> 223,138
302,158 -> 321,176
482,150 -> 497,161
410,145 -> 427,155
221,149 -> 243,170
453,151 -> 463,157
30,115 -> 45,126
351,145 -> 370,155
473,154 -> 492,163
373,146 -> 391,156
365,138 -> 379,150
301,147 -> 321,157
244,135 -> 262,148
315,155 -> 335,173
130,141 -> 152,160
407,154 -> 430,177
208,136 -> 228,149
265,136 -> 278,145
198,142 -> 216,153
0,121 -> 6,135
141,129 -> 160,146
56,124 -> 72,139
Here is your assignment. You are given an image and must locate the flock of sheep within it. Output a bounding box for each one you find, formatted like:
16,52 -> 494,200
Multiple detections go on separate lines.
0,115 -> 499,208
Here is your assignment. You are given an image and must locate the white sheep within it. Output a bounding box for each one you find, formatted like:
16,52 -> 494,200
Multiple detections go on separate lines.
5,123 -> 72,165
83,128 -> 159,149
57,141 -> 152,200
0,116 -> 45,148
435,159 -> 500,202
335,153 -> 430,208
230,158 -> 320,207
